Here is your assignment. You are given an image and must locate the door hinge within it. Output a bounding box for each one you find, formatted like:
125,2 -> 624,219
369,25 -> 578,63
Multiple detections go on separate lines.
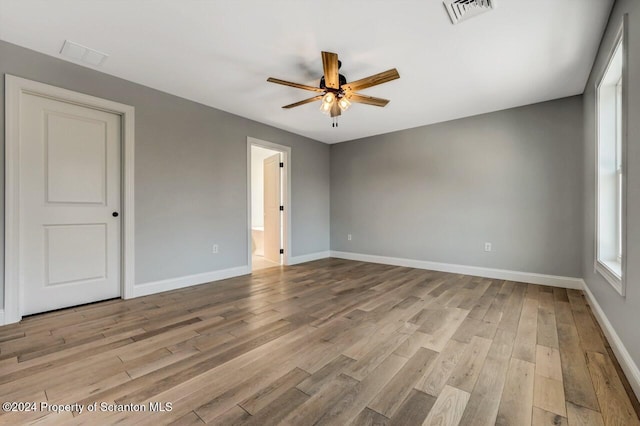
280,206 -> 284,211
279,162 -> 284,168
280,249 -> 284,254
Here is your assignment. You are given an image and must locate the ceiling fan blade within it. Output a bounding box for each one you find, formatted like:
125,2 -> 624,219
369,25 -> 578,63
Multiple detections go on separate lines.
321,51 -> 340,89
342,68 -> 400,92
347,93 -> 390,107
282,95 -> 323,109
267,77 -> 325,93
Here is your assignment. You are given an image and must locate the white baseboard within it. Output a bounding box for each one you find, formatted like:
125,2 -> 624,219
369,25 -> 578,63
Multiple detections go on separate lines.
133,265 -> 251,298
287,251 -> 330,265
582,280 -> 640,400
329,251 -> 583,289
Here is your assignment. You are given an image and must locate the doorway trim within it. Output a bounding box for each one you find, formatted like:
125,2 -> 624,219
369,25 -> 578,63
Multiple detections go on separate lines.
4,75 -> 136,325
247,137 -> 291,270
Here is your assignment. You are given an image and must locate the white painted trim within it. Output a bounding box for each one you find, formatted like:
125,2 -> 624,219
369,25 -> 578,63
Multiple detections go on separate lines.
582,280 -> 640,400
133,266 -> 251,298
247,137 -> 292,270
288,251 -> 330,265
3,75 -> 135,325
330,251 -> 583,289
594,14 -> 628,297
0,310 -> 4,325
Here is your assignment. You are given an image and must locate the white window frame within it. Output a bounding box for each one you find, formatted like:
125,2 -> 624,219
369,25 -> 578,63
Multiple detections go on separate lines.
595,15 -> 628,296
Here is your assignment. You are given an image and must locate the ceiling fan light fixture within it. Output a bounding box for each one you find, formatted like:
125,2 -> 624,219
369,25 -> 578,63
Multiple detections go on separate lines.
338,97 -> 351,112
322,92 -> 335,104
320,100 -> 332,114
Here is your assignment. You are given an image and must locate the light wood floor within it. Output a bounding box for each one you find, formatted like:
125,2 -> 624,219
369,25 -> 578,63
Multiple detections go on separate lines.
0,258 -> 638,425
251,255 -> 280,271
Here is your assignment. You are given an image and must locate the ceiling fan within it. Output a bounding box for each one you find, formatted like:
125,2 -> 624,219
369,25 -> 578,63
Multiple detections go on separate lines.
267,51 -> 400,127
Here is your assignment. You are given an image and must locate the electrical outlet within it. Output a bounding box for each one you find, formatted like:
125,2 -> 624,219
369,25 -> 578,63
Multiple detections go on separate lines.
347,234 -> 352,241
212,244 -> 219,254
484,242 -> 492,252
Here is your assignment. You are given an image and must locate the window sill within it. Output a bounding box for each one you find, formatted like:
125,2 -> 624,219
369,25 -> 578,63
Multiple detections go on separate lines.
596,259 -> 624,296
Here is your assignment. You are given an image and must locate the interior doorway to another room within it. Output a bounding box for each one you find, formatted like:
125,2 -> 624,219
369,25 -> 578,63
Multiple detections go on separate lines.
250,144 -> 284,271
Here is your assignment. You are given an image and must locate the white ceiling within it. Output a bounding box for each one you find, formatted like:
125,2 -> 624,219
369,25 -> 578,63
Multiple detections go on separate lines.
0,0 -> 613,144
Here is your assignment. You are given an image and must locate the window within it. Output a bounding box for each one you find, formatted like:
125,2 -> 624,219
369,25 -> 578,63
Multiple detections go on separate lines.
596,18 -> 627,295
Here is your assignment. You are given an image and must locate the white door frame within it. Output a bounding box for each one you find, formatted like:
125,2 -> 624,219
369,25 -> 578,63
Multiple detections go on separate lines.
4,75 -> 136,325
247,137 -> 291,269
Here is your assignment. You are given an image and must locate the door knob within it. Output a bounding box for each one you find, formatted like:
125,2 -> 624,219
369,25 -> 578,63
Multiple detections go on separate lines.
112,212 -> 119,217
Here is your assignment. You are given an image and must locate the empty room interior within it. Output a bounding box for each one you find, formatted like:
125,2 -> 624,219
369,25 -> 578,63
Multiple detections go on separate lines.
1,0 -> 640,425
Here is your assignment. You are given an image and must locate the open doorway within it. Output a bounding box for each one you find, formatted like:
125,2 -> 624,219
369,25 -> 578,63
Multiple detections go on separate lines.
248,138 -> 290,271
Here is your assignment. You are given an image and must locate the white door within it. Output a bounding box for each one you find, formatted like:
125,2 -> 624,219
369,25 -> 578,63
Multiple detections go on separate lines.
263,154 -> 281,263
20,93 -> 121,315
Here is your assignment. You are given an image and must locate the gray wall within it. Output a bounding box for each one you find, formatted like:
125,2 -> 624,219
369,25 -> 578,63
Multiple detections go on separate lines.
331,96 -> 584,278
0,40 -> 330,306
583,1 -> 640,367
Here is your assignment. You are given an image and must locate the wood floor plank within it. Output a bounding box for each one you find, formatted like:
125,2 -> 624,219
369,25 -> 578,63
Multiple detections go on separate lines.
168,411 -> 206,425
571,309 -> 607,354
537,292 -> 559,349
532,407 -> 568,426
553,288 -> 569,303
535,344 -> 563,382
554,300 -> 574,326
586,351 -> 640,425
513,297 -> 539,363
497,283 -> 527,333
296,354 -> 355,396
420,307 -> 469,351
351,407 -> 390,426
446,335 -> 492,393
422,385 -> 470,426
116,320 -> 303,406
451,317 -> 497,344
343,330 -> 411,381
280,373 -> 359,425
368,347 -> 438,417
393,330 -> 431,358
483,281 -> 514,324
81,328 -> 317,424
534,374 -> 567,417
458,329 -> 516,426
414,339 -> 467,397
239,367 -> 309,415
342,322 -> 403,360
467,280 -> 502,320
241,387 -> 309,426
388,389 -> 436,426
566,401 -> 605,426
556,321 -> 599,411
159,327 -> 323,423
46,370 -> 131,404
0,259 -> 636,425
496,358 -> 535,426
313,353 -> 407,425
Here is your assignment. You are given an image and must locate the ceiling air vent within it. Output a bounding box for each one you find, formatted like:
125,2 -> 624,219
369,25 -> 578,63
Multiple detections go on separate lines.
443,0 -> 495,25
60,40 -> 109,66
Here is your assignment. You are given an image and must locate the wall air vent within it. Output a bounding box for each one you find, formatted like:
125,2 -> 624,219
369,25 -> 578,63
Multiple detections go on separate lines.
443,0 -> 495,25
60,40 -> 109,66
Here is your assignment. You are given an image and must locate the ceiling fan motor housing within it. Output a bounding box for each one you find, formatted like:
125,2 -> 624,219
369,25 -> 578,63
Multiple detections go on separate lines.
320,74 -> 347,90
